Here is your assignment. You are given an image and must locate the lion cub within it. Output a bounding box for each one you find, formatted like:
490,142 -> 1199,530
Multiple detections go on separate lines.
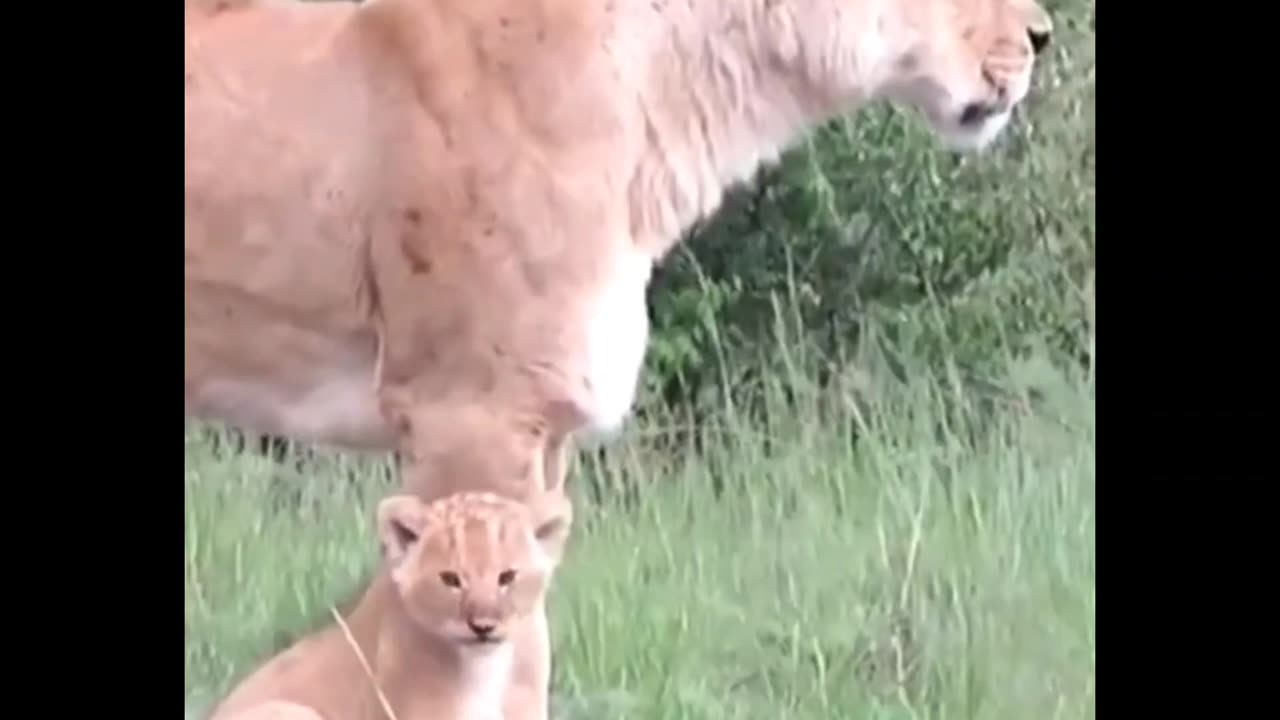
209,491 -> 572,720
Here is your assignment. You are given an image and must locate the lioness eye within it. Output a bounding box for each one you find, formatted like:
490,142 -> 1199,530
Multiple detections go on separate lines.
498,569 -> 517,587
440,571 -> 462,588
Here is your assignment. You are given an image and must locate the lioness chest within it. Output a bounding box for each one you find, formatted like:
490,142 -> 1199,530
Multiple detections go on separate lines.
184,247 -> 653,451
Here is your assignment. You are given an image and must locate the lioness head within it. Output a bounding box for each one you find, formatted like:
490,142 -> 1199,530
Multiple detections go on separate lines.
377,491 -> 572,651
772,0 -> 1053,151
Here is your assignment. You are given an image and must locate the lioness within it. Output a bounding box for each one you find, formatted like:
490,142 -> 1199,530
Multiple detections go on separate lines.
185,0 -> 1054,473
186,0 -> 1054,715
209,490 -> 572,720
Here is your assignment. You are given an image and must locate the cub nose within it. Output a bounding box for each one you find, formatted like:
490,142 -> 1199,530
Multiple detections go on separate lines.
467,619 -> 496,638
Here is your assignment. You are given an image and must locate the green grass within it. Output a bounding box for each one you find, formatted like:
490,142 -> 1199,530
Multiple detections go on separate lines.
184,360 -> 1095,720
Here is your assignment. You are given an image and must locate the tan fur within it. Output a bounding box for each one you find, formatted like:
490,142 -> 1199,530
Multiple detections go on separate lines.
185,0 -> 1054,464
186,0 -> 1053,715
209,491 -> 572,720
218,701 -> 326,720
184,0 -> 258,20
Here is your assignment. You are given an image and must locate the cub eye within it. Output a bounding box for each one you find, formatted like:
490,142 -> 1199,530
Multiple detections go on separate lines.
497,569 -> 517,587
439,571 -> 462,588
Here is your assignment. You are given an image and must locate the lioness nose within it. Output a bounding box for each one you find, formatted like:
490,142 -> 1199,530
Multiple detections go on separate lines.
959,101 -> 1001,126
1028,27 -> 1051,55
467,619 -> 496,637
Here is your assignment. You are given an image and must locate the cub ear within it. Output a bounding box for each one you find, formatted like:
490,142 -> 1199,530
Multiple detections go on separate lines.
532,495 -> 574,566
376,495 -> 430,568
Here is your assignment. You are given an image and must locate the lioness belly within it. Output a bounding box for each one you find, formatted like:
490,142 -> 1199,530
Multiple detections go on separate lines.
185,299 -> 394,450
188,371 -> 393,451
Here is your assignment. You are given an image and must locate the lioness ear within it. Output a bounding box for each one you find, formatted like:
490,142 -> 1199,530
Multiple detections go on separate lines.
532,499 -> 574,566
376,495 -> 429,568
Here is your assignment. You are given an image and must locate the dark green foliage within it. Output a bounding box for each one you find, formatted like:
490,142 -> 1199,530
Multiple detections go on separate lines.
644,0 -> 1095,414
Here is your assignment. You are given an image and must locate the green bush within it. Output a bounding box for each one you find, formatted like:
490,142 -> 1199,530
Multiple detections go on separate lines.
643,0 -> 1095,414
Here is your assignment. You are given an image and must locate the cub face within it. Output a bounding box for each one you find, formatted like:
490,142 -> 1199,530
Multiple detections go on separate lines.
377,491 -> 572,652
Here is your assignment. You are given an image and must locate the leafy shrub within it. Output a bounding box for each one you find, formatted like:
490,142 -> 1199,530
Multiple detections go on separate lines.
643,0 -> 1095,413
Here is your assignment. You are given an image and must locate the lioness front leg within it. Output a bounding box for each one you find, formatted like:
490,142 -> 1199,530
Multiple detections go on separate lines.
503,600 -> 552,720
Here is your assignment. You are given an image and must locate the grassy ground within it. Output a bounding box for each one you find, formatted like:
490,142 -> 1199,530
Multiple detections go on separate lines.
184,359 -> 1095,720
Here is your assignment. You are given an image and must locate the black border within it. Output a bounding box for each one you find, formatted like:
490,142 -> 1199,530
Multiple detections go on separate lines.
1091,5 -> 1249,713
17,0 -> 1252,716
12,0 -> 179,710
